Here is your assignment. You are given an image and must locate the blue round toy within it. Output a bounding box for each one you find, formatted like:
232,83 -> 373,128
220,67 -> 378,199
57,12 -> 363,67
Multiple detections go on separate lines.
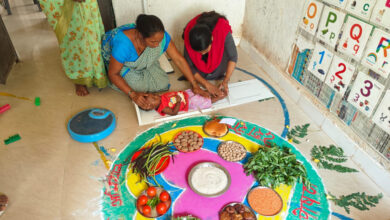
67,108 -> 116,143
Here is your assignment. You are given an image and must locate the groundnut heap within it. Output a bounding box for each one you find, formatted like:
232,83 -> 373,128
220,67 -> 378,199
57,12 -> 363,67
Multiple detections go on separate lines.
218,141 -> 247,162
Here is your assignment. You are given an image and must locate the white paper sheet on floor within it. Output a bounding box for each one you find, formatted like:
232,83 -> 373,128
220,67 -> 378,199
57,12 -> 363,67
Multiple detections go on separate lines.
159,53 -> 174,73
134,79 -> 275,125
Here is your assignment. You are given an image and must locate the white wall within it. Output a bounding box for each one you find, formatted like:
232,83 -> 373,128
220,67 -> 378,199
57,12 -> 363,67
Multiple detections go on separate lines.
112,0 -> 246,52
112,0 -> 143,27
242,0 -> 305,71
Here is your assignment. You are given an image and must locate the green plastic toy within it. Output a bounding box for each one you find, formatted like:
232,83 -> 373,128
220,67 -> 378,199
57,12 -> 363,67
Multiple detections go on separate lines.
35,97 -> 40,106
4,134 -> 21,145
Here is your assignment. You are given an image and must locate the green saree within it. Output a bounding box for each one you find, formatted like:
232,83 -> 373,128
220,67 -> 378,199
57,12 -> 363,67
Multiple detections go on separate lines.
40,0 -> 108,88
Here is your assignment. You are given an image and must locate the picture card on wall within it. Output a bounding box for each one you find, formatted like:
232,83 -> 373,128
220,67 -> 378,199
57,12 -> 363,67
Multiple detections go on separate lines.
317,6 -> 346,47
345,0 -> 376,20
287,35 -> 315,83
372,90 -> 390,134
322,0 -> 348,9
362,28 -> 390,79
300,0 -> 324,35
338,16 -> 373,60
370,0 -> 390,31
347,72 -> 384,116
308,43 -> 334,81
370,0 -> 390,29
325,55 -> 356,95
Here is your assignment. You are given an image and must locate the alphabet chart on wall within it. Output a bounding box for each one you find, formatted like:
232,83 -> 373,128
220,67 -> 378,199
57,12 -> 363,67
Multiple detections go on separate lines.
347,72 -> 384,116
362,28 -> 390,79
300,0 -> 324,36
372,90 -> 390,134
338,15 -> 373,60
322,0 -> 348,9
288,0 -> 390,157
345,0 -> 376,20
308,43 -> 334,81
325,55 -> 356,95
317,6 -> 346,47
370,0 -> 390,29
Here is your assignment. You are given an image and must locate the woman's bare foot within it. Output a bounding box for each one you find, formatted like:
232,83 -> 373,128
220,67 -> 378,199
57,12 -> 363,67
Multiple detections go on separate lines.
0,194 -> 8,216
75,84 -> 89,96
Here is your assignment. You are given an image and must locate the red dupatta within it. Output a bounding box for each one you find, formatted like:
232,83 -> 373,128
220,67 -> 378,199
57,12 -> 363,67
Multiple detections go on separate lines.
184,15 -> 232,74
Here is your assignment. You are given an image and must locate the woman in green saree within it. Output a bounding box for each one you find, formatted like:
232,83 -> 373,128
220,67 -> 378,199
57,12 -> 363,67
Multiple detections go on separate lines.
102,14 -> 208,110
40,0 -> 108,96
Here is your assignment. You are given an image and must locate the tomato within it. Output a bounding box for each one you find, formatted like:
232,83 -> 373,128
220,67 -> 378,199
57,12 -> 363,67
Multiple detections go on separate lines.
147,186 -> 157,197
159,191 -> 170,202
156,202 -> 167,215
142,205 -> 151,215
137,195 -> 148,206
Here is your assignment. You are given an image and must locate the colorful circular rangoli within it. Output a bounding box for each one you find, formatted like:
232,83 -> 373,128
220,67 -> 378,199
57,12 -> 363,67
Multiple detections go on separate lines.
102,116 -> 330,220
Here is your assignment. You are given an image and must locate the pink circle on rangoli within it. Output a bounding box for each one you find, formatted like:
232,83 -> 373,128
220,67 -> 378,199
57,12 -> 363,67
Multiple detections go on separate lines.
162,149 -> 255,220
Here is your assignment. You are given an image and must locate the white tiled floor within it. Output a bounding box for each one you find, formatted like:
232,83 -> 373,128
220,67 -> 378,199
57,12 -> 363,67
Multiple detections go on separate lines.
1,1 -> 390,219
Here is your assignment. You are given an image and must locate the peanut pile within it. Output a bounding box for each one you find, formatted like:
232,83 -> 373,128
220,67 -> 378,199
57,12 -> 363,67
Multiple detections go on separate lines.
218,141 -> 247,162
174,131 -> 203,152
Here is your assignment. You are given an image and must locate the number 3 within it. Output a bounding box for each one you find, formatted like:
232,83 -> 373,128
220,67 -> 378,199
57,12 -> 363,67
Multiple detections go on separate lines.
360,80 -> 373,97
353,93 -> 360,102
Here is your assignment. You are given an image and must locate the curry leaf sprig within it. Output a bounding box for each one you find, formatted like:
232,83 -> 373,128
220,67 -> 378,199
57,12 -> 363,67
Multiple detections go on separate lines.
328,192 -> 383,214
286,123 -> 310,144
311,145 -> 358,173
243,144 -> 310,188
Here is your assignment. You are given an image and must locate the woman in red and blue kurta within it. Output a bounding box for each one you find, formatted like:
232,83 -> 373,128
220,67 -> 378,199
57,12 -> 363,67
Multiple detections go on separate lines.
182,11 -> 238,99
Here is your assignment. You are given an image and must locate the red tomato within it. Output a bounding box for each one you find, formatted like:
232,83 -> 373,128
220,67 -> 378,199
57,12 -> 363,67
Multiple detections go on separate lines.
142,205 -> 151,215
156,202 -> 167,215
159,191 -> 170,202
137,195 -> 148,206
147,186 -> 157,197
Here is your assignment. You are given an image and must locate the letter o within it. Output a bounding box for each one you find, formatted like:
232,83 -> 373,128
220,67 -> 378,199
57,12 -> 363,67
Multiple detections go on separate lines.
307,3 -> 317,19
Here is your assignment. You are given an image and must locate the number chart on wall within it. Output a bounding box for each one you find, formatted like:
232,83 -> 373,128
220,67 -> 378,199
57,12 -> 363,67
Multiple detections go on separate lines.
287,0 -> 390,160
347,72 -> 384,116
308,43 -> 334,81
325,55 -> 356,95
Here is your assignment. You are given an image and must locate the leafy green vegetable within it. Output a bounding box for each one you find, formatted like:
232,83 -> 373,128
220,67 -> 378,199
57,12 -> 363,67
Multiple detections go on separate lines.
243,143 -> 310,188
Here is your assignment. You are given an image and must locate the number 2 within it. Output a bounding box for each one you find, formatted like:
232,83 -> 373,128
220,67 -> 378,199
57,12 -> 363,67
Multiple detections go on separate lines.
335,63 -> 346,80
330,75 -> 335,83
360,80 -> 373,97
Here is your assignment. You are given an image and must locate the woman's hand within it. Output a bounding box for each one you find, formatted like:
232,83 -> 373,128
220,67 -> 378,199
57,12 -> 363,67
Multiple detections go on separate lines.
130,92 -> 151,109
192,87 -> 210,98
218,80 -> 229,95
206,83 -> 224,97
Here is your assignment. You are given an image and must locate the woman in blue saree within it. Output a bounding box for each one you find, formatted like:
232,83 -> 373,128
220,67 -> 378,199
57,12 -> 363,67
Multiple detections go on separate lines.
102,14 -> 207,109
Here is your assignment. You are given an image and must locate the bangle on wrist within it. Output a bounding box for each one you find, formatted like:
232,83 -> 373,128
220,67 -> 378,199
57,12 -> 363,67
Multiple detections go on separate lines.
128,90 -> 134,98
